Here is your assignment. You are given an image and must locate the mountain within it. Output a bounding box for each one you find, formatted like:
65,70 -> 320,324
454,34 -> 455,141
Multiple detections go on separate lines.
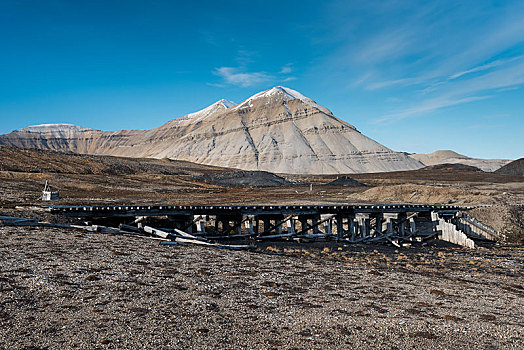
495,158 -> 524,176
0,86 -> 423,174
410,150 -> 511,172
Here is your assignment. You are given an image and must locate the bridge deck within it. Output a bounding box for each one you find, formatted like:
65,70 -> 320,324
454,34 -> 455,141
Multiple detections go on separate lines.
48,204 -> 466,218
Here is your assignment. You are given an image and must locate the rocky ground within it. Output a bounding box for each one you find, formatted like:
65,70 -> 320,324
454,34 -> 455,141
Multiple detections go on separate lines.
0,226 -> 522,349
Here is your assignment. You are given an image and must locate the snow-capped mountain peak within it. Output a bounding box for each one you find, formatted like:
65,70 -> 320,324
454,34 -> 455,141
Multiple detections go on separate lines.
217,99 -> 237,109
233,86 -> 317,110
184,99 -> 237,120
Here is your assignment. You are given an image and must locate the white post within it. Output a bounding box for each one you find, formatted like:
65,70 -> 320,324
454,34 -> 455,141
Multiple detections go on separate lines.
245,218 -> 255,235
286,217 -> 296,234
195,215 -> 206,234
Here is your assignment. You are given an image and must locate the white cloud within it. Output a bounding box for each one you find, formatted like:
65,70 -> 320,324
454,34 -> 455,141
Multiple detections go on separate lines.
355,29 -> 414,65
375,95 -> 492,124
448,56 -> 524,80
280,65 -> 293,74
375,59 -> 524,124
213,67 -> 273,87
365,77 -> 427,90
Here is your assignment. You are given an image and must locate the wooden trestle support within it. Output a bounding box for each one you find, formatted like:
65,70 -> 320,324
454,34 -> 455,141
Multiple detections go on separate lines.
47,204 -> 500,247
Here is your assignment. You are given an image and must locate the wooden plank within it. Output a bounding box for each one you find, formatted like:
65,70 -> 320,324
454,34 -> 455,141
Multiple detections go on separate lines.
143,226 -> 256,251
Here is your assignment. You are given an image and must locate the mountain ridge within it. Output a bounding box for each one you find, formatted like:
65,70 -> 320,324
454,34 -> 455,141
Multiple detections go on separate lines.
410,150 -> 511,172
0,86 -> 424,174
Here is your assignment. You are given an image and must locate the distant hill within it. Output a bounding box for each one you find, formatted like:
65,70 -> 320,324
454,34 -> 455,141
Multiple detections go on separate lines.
422,163 -> 484,172
410,150 -> 510,172
0,145 -> 226,176
326,176 -> 366,187
495,158 -> 524,176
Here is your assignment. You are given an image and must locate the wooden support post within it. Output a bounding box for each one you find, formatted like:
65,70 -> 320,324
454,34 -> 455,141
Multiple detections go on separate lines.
214,217 -> 220,234
336,215 -> 343,239
386,217 -> 394,234
294,215 -> 335,237
216,216 -> 248,236
235,218 -> 243,235
357,214 -> 369,238
286,217 -> 296,234
275,219 -> 283,234
258,215 -> 292,236
397,213 -> 407,237
263,218 -> 271,233
374,214 -> 383,238
409,217 -> 416,235
351,218 -> 358,241
299,216 -> 308,235
195,215 -> 206,234
245,216 -> 255,235
322,214 -> 333,235
312,215 -> 321,234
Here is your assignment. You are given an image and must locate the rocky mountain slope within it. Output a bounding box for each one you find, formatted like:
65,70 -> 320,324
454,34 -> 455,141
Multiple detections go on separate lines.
410,150 -> 510,172
0,86 -> 423,174
495,158 -> 524,176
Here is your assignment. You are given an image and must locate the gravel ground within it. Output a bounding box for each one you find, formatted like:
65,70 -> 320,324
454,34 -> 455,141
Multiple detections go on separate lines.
0,227 -> 522,349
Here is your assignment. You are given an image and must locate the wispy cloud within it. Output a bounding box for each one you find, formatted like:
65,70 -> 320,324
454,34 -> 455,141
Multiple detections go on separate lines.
318,1 -> 524,129
352,71 -> 376,87
280,64 -> 293,74
448,56 -> 524,80
354,29 -> 414,65
365,77 -> 428,90
376,58 -> 524,124
375,95 -> 492,124
213,67 -> 273,87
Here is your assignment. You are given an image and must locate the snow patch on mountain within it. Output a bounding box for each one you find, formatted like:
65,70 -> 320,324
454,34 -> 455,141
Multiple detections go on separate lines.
233,86 -> 317,110
184,99 -> 237,120
16,124 -> 95,133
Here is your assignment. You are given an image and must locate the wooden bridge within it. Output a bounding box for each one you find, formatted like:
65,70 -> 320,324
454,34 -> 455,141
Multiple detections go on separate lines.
46,203 -> 493,247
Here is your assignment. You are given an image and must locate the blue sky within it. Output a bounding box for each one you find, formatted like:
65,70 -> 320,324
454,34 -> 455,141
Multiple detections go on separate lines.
1,0 -> 523,159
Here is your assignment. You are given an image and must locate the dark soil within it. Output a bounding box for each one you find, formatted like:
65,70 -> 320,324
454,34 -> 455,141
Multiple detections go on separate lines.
325,176 -> 366,187
423,163 -> 484,172
193,171 -> 297,188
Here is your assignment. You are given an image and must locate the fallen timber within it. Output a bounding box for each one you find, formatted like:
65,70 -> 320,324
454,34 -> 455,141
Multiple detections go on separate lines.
44,204 -> 502,247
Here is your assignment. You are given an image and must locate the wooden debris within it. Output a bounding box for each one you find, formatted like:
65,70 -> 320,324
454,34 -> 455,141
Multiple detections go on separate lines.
0,216 -> 71,229
143,226 -> 256,251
